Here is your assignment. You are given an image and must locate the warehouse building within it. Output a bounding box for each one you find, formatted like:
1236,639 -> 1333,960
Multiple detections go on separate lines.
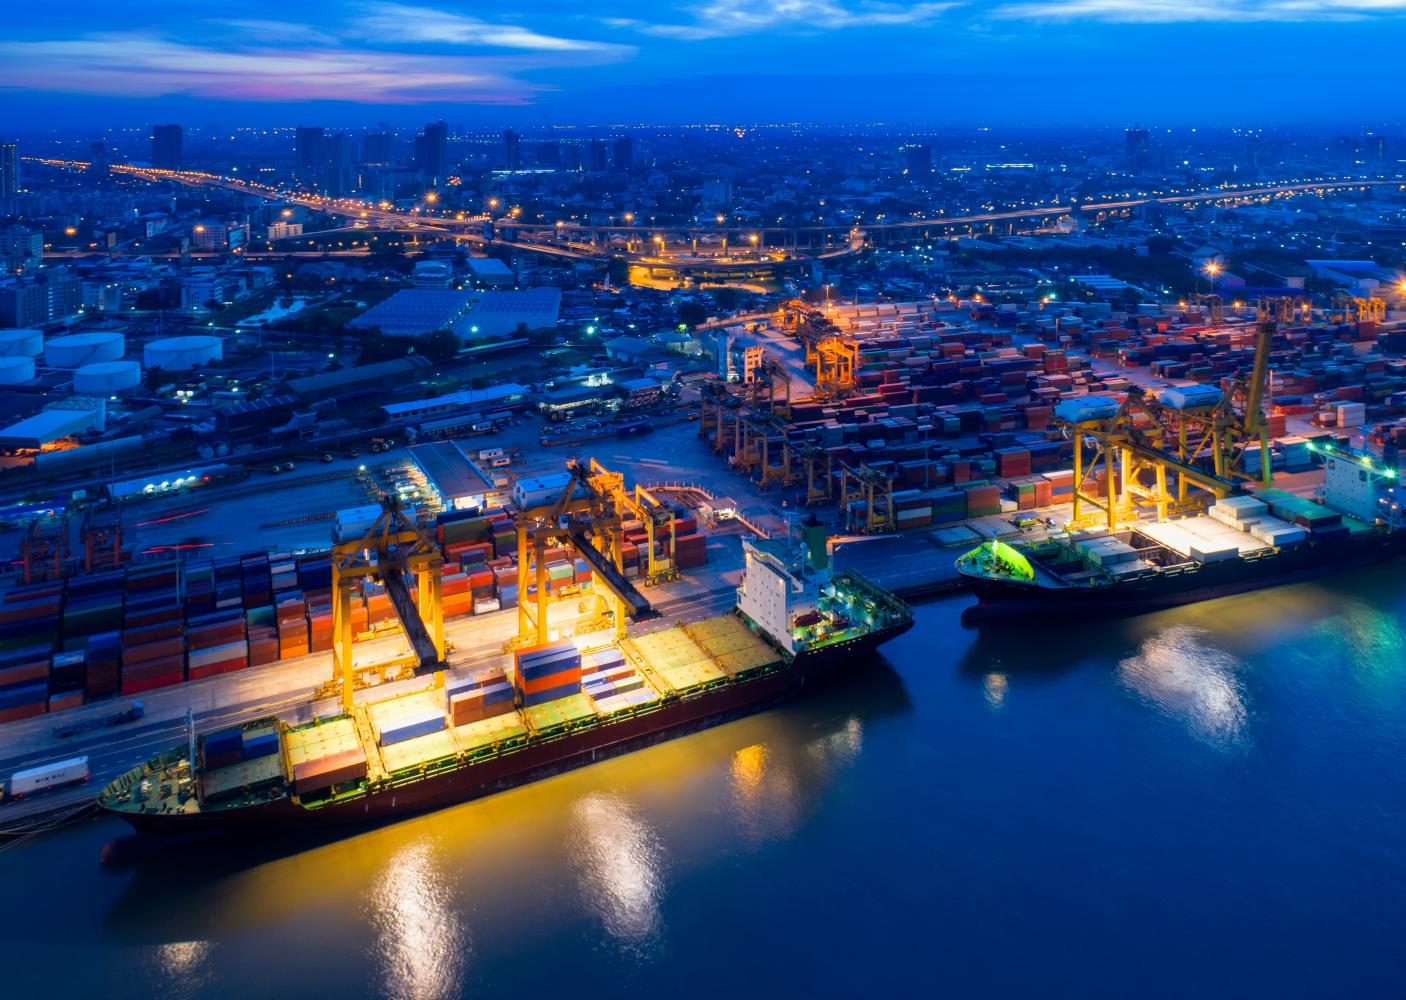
350,289 -> 473,338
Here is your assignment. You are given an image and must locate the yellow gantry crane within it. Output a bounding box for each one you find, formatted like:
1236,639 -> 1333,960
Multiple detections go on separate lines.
1060,315 -> 1281,531
330,498 -> 445,713
510,459 -> 663,650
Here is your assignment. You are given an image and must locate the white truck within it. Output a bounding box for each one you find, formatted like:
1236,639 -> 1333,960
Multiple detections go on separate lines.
5,756 -> 89,799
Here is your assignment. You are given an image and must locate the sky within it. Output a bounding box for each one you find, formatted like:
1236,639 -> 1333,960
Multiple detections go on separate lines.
2,1 -> 1405,128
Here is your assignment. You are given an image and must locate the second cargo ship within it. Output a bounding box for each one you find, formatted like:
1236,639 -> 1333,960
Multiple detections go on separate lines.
958,444 -> 1406,619
98,528 -> 912,837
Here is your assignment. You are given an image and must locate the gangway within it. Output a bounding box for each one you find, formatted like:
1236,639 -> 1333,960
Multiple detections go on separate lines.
381,562 -> 441,671
569,528 -> 657,621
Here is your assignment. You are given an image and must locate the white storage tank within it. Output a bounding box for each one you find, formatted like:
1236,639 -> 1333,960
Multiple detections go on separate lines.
0,355 -> 36,385
74,360 -> 143,394
144,335 -> 223,370
44,332 -> 125,368
0,328 -> 43,357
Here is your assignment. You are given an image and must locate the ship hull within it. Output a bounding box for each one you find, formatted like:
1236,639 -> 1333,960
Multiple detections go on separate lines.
108,620 -> 911,838
962,530 -> 1406,621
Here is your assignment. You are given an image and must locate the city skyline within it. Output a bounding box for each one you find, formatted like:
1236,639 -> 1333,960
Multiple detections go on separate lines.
3,1 -> 1406,126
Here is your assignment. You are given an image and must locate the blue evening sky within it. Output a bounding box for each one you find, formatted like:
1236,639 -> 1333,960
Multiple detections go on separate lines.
2,1 -> 1404,126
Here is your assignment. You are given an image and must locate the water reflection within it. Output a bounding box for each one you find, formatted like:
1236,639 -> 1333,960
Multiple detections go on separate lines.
147,939 -> 213,999
1118,625 -> 1248,748
568,793 -> 665,956
1314,600 -> 1406,677
984,672 -> 1009,709
367,839 -> 467,1000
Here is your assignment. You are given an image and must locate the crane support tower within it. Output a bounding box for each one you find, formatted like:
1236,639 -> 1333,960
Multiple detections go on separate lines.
330,498 -> 445,712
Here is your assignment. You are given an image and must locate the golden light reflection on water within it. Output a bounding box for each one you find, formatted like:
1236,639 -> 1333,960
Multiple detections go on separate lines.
150,939 -> 212,998
1118,625 -> 1247,747
984,672 -> 1009,709
568,792 -> 665,955
367,839 -> 467,1000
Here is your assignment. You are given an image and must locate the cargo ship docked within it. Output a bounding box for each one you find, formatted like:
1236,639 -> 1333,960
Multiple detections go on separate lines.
958,445 -> 1406,619
98,529 -> 912,837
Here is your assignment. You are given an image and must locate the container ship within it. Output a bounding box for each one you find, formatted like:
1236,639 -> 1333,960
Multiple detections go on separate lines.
958,445 -> 1406,619
97,530 -> 912,837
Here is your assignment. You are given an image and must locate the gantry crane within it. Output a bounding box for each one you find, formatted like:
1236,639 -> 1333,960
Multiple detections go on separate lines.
813,336 -> 859,400
1059,316 -> 1282,531
330,498 -> 445,712
1330,293 -> 1386,325
81,501 -> 123,574
838,461 -> 897,534
511,459 -> 662,650
20,510 -> 70,584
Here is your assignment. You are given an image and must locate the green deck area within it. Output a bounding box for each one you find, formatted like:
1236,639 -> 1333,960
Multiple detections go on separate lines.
201,753 -> 285,803
380,729 -> 458,774
524,694 -> 599,734
452,712 -> 529,752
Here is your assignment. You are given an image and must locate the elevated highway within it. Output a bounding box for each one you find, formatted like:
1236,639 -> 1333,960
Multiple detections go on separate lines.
29,158 -> 1398,272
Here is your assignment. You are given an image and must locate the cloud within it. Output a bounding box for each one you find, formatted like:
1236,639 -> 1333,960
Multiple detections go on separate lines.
991,0 -> 1406,22
352,3 -> 633,54
634,1 -> 957,40
0,6 -> 637,106
0,33 -> 541,104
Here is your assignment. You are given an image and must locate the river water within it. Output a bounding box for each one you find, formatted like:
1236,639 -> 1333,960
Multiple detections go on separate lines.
5,568 -> 1406,999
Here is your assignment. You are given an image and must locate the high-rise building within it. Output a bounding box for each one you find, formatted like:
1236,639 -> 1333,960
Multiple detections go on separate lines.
416,121 -> 449,181
151,124 -> 183,170
503,129 -> 522,170
1364,131 -> 1387,162
0,225 -> 42,271
0,269 -> 82,324
295,126 -> 326,176
702,178 -> 733,209
588,139 -> 609,172
323,133 -> 354,195
363,132 -> 394,166
0,139 -> 17,197
613,136 -> 633,172
1125,126 -> 1150,162
88,140 -> 109,180
903,143 -> 933,175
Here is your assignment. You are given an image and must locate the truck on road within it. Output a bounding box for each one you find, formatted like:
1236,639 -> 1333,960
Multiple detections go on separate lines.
4,756 -> 90,800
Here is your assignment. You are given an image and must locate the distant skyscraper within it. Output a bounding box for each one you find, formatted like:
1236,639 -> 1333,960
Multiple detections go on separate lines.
295,126 -> 326,176
613,136 -> 633,172
903,143 -> 933,175
363,132 -> 394,166
0,140 -> 18,198
151,125 -> 183,170
702,178 -> 733,209
588,139 -> 609,172
503,129 -> 522,170
417,121 -> 449,181
1364,131 -> 1387,162
324,133 -> 354,195
1125,126 -> 1150,162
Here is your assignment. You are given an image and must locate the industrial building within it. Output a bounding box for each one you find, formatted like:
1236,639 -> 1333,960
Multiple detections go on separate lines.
460,287 -> 561,339
350,289 -> 473,338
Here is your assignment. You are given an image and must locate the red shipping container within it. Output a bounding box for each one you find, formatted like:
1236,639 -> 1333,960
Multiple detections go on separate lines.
122,636 -> 185,665
0,703 -> 46,723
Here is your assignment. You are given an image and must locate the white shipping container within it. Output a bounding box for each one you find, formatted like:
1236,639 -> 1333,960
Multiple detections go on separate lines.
8,756 -> 89,796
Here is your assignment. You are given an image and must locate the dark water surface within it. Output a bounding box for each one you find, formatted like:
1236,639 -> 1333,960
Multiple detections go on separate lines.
5,569 -> 1406,999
